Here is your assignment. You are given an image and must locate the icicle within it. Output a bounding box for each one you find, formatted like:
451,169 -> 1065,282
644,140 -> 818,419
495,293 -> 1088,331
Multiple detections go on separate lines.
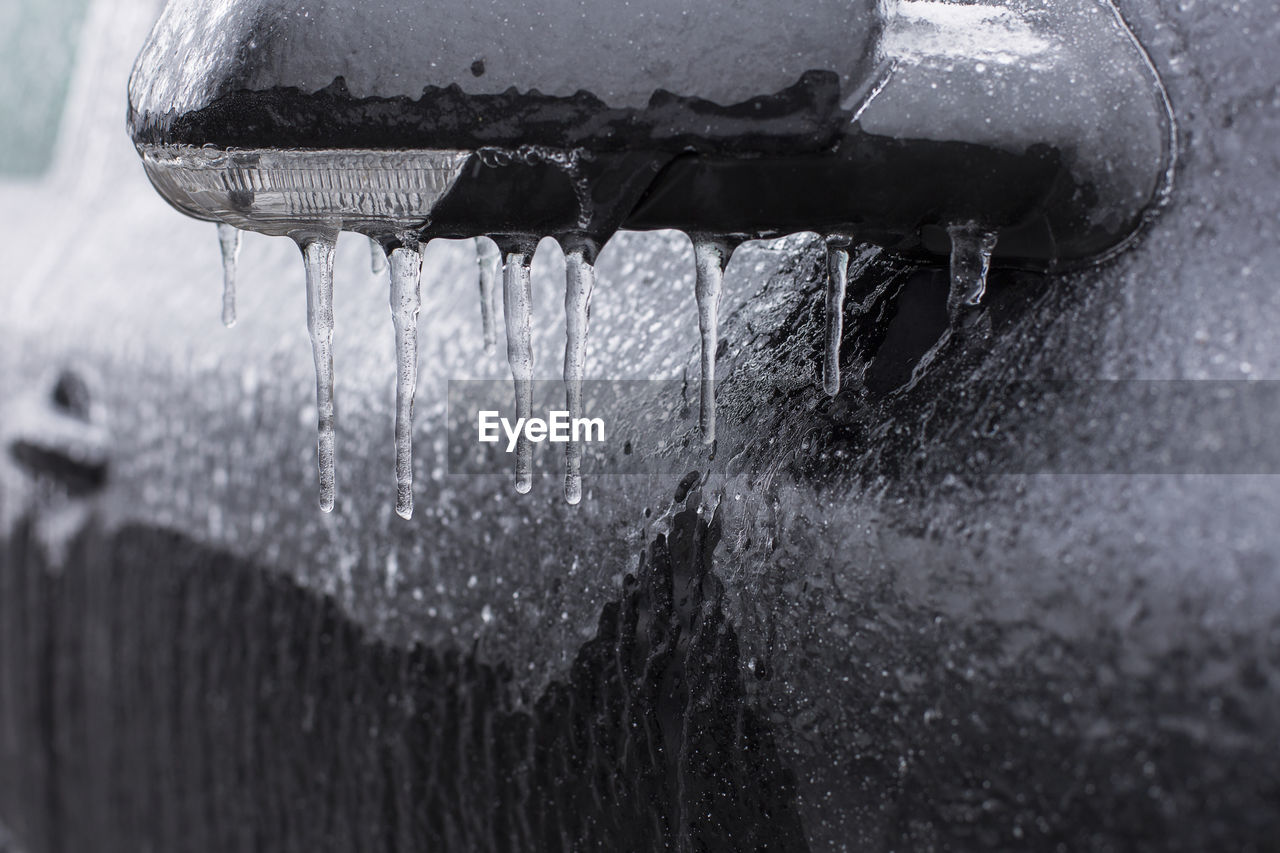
502,242 -> 536,494
946,223 -> 998,326
298,233 -> 339,513
562,242 -> 596,506
217,223 -> 241,328
388,237 -> 423,520
823,236 -> 851,397
693,237 -> 731,446
369,236 -> 388,275
822,240 -> 883,395
475,237 -> 502,355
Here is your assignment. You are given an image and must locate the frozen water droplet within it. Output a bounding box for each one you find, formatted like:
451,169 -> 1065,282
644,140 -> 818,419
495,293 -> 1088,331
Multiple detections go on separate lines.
823,236 -> 852,396
217,223 -> 241,328
298,232 -> 339,513
502,241 -> 536,494
693,237 -> 731,446
475,237 -> 502,356
369,236 -> 388,275
388,236 -> 423,520
562,241 -> 596,506
946,223 -> 998,326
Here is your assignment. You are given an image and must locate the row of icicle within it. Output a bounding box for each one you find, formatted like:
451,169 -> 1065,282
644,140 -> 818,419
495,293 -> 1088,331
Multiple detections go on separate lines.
213,224 -> 997,516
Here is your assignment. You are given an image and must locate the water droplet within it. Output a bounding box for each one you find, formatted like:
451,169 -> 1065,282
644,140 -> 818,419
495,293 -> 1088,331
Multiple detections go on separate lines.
502,240 -> 537,494
369,236 -> 388,275
388,236 -> 423,520
562,240 -> 597,505
297,231 -> 339,513
946,222 -> 998,326
217,223 -> 241,328
475,237 -> 502,355
693,236 -> 732,446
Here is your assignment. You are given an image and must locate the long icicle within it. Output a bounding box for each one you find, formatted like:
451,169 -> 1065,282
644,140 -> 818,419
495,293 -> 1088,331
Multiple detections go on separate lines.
946,222 -> 998,326
388,235 -> 424,520
693,237 -> 730,446
299,233 -> 339,512
217,223 -> 242,328
502,241 -> 536,494
823,236 -> 851,396
369,236 -> 388,276
475,237 -> 502,355
563,241 -> 596,506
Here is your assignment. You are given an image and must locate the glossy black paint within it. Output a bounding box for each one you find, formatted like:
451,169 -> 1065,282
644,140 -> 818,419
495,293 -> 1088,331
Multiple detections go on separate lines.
0,498 -> 809,853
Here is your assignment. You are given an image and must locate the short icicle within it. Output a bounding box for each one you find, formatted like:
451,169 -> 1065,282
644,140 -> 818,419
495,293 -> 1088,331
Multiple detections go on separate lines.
562,240 -> 597,506
502,241 -> 537,494
693,237 -> 731,446
369,237 -> 388,276
217,223 -> 241,328
946,223 -> 999,326
298,232 -> 339,513
475,237 -> 502,355
823,236 -> 852,397
388,235 -> 424,520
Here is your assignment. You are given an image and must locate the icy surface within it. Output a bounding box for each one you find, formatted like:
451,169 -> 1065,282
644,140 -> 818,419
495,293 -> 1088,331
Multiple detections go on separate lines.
3,0 -> 1280,849
865,0 -> 1173,232
129,0 -> 882,111
881,0 -> 1053,66
140,146 -> 471,236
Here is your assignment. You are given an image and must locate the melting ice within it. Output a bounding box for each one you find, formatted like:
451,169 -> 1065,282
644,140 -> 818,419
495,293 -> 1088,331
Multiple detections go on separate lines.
693,237 -> 731,446
562,242 -> 596,505
388,237 -> 424,519
501,242 -> 536,495
369,236 -> 388,275
298,233 -> 338,513
823,237 -> 852,397
946,223 -> 998,325
474,237 -> 502,356
223,223 -> 998,513
217,223 -> 241,328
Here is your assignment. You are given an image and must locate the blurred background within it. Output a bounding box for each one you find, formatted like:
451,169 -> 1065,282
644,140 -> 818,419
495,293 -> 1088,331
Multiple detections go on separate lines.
0,0 -> 89,178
